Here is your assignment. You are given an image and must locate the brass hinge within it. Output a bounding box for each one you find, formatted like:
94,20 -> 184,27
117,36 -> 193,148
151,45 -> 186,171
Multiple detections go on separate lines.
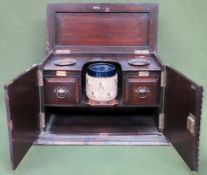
159,113 -> 165,130
134,50 -> 150,55
187,113 -> 195,136
38,70 -> 43,86
161,71 -> 166,87
8,119 -> 13,131
46,41 -> 50,53
55,49 -> 70,55
39,112 -> 45,128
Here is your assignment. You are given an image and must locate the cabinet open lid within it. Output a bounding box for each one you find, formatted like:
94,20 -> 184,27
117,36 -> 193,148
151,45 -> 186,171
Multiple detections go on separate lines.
47,3 -> 158,54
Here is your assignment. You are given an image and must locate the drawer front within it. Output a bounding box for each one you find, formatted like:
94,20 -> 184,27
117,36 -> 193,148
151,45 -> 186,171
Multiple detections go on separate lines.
44,77 -> 79,105
124,77 -> 160,105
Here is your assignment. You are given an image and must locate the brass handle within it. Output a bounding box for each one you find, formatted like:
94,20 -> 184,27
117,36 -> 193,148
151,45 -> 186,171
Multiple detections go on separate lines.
55,87 -> 68,99
136,87 -> 150,98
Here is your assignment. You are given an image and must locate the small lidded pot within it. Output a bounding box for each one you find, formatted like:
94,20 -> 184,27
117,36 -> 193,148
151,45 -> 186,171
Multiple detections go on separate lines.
86,63 -> 118,102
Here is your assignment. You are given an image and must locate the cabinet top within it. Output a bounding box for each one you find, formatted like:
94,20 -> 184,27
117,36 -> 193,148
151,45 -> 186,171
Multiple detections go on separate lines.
47,3 -> 158,54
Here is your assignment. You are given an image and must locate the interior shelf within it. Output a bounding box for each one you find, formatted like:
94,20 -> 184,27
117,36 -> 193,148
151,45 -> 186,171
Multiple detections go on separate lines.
46,113 -> 158,135
34,107 -> 170,145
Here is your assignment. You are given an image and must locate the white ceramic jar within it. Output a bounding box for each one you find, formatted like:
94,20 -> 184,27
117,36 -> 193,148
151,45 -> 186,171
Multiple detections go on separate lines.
86,63 -> 118,102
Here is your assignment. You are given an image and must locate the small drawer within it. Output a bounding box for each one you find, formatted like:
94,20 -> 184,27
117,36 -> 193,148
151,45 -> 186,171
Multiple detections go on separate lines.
124,77 -> 160,105
44,77 -> 79,105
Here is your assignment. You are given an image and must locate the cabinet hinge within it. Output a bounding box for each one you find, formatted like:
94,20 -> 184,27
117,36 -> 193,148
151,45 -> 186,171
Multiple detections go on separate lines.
46,40 -> 50,53
8,119 -> 13,131
39,112 -> 45,128
159,113 -> 165,130
187,113 -> 195,136
38,70 -> 43,86
134,50 -> 150,55
161,71 -> 166,87
55,49 -> 70,55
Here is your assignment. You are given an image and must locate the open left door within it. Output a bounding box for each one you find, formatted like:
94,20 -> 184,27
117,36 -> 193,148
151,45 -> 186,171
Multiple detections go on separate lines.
4,65 -> 40,169
164,66 -> 203,171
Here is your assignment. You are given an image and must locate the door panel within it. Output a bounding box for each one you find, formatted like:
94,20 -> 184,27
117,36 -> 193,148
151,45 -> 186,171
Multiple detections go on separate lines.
164,66 -> 203,171
4,65 -> 40,169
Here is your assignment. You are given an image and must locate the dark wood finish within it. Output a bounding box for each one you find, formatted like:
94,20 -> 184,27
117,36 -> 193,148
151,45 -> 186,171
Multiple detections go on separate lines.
4,66 -> 40,170
46,108 -> 158,135
34,107 -> 168,145
43,54 -> 161,71
47,3 -> 158,53
56,13 -> 149,46
44,77 -> 80,106
50,116 -> 157,134
124,77 -> 160,105
4,3 -> 204,171
164,66 -> 203,171
43,53 -> 161,107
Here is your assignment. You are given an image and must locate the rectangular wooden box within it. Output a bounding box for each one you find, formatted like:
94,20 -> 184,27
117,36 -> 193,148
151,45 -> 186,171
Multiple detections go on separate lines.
4,3 -> 203,171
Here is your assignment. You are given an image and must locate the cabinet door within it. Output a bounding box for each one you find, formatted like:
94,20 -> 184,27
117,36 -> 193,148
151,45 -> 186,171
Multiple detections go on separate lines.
164,66 -> 203,171
4,65 -> 40,169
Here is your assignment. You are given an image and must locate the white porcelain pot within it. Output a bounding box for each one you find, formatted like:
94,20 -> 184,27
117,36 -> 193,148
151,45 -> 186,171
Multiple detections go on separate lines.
86,73 -> 118,101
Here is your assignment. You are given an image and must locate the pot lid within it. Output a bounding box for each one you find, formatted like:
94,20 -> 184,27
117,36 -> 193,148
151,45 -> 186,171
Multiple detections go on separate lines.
128,58 -> 151,66
53,58 -> 76,66
87,63 -> 116,77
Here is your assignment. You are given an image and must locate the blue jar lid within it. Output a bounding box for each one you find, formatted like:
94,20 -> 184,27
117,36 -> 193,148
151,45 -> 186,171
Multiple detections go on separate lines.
87,63 -> 116,77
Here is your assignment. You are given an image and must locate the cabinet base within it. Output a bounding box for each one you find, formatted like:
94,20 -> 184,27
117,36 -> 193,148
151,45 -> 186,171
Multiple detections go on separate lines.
34,133 -> 170,146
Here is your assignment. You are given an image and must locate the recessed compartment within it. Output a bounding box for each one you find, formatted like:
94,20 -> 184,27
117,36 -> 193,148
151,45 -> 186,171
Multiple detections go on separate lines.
86,63 -> 118,102
36,107 -> 167,145
124,77 -> 160,105
81,61 -> 122,106
44,77 -> 80,106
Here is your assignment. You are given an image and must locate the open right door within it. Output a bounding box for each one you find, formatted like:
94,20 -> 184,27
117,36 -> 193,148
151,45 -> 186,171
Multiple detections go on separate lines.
164,66 -> 203,171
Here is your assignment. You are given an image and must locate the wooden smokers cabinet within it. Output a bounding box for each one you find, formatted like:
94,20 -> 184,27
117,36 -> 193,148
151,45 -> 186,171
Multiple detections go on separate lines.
4,3 -> 203,171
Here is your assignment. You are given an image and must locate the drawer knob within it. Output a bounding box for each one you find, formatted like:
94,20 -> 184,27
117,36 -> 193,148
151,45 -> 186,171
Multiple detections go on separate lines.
55,87 -> 68,99
136,87 -> 150,98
